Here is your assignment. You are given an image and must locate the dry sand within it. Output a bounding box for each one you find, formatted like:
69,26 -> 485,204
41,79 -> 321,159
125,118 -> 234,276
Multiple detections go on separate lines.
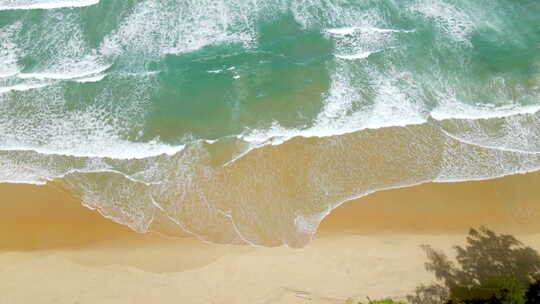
1,172 -> 540,304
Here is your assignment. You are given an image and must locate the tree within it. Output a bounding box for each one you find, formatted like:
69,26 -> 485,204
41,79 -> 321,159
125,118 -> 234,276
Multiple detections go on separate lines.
407,227 -> 540,304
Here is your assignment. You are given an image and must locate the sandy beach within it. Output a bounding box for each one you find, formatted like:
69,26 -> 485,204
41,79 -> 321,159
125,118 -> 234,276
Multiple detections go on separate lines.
1,171 -> 540,304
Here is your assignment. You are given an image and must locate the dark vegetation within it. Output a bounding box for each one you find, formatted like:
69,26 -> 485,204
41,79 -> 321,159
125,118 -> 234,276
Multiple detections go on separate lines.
407,227 -> 540,304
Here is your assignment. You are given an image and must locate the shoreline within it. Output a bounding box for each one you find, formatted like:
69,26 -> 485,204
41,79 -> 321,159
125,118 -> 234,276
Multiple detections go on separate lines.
319,170 -> 540,236
1,172 -> 540,303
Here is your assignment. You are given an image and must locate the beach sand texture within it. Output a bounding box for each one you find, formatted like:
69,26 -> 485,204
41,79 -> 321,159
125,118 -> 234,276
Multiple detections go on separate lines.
1,171 -> 540,304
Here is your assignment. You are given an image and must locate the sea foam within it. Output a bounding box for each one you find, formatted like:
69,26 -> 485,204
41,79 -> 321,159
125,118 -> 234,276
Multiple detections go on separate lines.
0,0 -> 100,10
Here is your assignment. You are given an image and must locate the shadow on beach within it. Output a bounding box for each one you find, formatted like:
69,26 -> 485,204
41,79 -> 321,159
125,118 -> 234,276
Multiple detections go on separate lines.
408,227 -> 540,304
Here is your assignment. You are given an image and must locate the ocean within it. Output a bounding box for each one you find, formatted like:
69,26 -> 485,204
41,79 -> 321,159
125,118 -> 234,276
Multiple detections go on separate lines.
0,0 -> 539,247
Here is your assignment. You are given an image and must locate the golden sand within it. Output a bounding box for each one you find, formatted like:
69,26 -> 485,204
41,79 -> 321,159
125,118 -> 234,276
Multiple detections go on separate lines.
320,171 -> 540,235
1,172 -> 540,304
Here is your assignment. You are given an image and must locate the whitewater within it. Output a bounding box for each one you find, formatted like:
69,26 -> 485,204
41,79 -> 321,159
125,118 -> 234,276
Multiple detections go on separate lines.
0,0 -> 539,247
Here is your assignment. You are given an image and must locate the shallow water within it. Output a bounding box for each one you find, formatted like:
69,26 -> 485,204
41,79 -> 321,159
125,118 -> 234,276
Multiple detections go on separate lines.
1,0 -> 539,247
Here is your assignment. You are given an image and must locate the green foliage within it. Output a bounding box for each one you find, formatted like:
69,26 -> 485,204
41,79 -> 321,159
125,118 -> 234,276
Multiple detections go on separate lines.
450,276 -> 528,304
407,283 -> 449,304
350,297 -> 406,304
407,227 -> 540,304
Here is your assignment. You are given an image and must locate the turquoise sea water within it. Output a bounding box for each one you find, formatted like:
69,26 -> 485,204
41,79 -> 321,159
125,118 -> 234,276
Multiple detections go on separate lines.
1,0 -> 539,246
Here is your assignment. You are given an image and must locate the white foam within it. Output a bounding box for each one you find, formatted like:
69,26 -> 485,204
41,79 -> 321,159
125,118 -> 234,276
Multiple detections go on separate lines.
335,52 -> 373,60
0,83 -> 50,94
74,73 -> 106,83
440,128 -> 540,156
241,100 -> 540,157
0,76 -> 184,160
18,64 -> 111,80
208,69 -> 224,74
0,157 -> 54,185
0,22 -> 22,78
310,63 -> 426,135
431,103 -> 540,121
326,26 -> 414,36
434,104 -> 540,155
238,63 -> 428,149
294,212 -> 327,235
0,142 -> 186,160
240,122 -> 301,147
411,0 -> 474,44
326,27 -> 356,35
0,179 -> 46,185
0,96 -> 186,159
435,133 -> 540,183
12,12 -> 110,88
327,22 -> 400,71
100,0 -> 255,58
0,71 -> 19,79
0,0 -> 100,10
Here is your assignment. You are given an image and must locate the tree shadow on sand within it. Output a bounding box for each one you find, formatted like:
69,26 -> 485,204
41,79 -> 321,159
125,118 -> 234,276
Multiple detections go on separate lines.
407,227 -> 540,304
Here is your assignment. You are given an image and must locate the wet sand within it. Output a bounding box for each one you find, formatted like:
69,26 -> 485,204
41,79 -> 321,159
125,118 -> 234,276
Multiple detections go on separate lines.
1,172 -> 540,304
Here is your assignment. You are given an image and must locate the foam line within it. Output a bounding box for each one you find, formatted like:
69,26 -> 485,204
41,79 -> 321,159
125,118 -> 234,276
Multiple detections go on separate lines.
0,0 -> 100,10
335,52 -> 373,60
326,27 -> 415,35
73,74 -> 106,83
430,104 -> 540,121
0,143 -> 186,160
17,64 -> 111,80
0,83 -> 49,94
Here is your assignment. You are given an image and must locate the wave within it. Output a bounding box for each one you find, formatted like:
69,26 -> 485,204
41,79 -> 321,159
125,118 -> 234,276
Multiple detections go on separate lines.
326,27 -> 415,36
0,142 -> 186,160
431,104 -> 540,121
335,52 -> 373,60
0,83 -> 49,94
62,121 -> 540,247
2,107 -> 539,247
1,112 -> 539,248
0,22 -> 22,78
18,64 -> 111,81
0,0 -> 100,10
410,0 -> 475,44
73,74 -> 106,83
